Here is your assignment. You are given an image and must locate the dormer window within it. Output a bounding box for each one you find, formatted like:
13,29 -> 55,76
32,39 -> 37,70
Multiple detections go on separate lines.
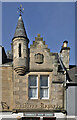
35,53 -> 44,64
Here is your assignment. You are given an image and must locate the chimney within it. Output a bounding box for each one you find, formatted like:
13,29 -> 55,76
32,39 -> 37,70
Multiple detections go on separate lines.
60,40 -> 70,69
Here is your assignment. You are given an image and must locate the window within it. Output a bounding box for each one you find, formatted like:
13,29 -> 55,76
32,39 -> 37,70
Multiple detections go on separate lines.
19,43 -> 21,57
40,75 -> 49,99
29,76 -> 38,99
28,75 -> 49,99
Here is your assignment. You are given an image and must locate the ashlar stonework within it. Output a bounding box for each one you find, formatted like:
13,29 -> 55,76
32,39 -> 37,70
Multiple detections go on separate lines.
0,15 -> 70,117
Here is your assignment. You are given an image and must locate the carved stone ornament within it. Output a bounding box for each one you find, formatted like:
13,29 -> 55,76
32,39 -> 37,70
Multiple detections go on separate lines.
35,53 -> 44,64
1,102 -> 9,110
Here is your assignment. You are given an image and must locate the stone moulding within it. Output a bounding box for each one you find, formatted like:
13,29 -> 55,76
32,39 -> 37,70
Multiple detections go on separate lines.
14,66 -> 27,75
12,109 -> 66,113
12,36 -> 29,43
60,47 -> 70,53
29,69 -> 53,72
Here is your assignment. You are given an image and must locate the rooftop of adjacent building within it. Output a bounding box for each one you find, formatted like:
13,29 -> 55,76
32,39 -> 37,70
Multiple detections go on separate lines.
68,65 -> 77,84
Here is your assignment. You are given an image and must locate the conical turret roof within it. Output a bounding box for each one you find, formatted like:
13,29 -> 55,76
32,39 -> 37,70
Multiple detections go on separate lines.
14,15 -> 27,38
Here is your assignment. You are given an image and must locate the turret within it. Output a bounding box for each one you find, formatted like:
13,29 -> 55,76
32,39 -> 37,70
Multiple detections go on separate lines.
12,15 -> 29,75
60,40 -> 70,69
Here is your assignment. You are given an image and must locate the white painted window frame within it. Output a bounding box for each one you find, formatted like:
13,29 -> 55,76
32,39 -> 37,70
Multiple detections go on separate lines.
29,75 -> 38,99
40,76 -> 49,99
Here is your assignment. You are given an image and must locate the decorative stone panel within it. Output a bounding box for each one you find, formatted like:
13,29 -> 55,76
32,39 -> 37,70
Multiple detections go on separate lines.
35,53 -> 44,64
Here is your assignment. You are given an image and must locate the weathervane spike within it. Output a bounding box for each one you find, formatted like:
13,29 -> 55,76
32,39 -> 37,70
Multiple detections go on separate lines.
17,4 -> 24,16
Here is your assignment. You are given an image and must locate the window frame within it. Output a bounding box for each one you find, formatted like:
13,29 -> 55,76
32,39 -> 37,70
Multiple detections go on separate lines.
28,75 -> 38,99
40,75 -> 49,99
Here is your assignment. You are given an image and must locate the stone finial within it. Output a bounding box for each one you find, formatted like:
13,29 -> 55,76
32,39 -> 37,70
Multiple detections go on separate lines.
35,34 -> 43,41
62,40 -> 68,48
60,40 -> 70,53
37,34 -> 40,37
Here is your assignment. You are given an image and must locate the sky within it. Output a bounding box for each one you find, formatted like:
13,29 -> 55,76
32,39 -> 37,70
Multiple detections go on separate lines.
2,2 -> 75,65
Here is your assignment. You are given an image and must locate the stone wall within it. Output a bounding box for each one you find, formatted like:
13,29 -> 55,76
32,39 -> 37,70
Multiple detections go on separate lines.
60,48 -> 70,69
0,35 -> 66,113
13,71 -> 64,112
0,66 -> 13,111
30,35 -> 55,72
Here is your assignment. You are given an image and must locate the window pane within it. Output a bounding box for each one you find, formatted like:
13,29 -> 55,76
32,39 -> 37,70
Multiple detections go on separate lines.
29,76 -> 37,86
40,76 -> 48,86
29,88 -> 37,98
28,75 -> 38,99
40,88 -> 48,98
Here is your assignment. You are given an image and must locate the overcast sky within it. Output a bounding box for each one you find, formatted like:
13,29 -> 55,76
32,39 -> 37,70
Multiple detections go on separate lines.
2,2 -> 75,65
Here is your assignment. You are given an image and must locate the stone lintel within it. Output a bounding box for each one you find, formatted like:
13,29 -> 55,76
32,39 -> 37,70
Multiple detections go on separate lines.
60,47 -> 70,53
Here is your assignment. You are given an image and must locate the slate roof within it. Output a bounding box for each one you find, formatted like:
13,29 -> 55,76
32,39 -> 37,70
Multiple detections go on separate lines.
55,54 -> 77,84
14,16 -> 27,38
68,65 -> 77,83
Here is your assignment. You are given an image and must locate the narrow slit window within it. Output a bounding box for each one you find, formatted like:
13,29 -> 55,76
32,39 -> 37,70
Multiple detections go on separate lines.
19,43 -> 21,57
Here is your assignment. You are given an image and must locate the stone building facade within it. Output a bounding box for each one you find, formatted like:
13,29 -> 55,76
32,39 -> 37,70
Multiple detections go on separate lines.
0,14 -> 76,120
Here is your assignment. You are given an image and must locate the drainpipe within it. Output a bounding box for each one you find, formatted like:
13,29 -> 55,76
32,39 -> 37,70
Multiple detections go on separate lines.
64,71 -> 67,118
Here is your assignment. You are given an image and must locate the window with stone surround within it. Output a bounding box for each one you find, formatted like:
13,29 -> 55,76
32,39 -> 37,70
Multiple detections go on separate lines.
28,75 -> 38,99
28,75 -> 49,99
